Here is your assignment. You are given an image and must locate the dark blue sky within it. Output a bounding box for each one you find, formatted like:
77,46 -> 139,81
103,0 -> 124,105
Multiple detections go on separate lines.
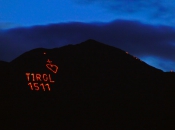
0,0 -> 175,71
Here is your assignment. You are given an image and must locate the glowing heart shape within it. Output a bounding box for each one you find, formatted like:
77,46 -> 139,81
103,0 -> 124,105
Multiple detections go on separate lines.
46,64 -> 58,74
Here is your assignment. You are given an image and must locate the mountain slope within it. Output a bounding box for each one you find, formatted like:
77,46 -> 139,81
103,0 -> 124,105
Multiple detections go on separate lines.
0,39 -> 175,129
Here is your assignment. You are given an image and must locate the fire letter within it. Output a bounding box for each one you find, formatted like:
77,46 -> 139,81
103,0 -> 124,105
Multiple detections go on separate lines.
34,83 -> 39,91
31,73 -> 35,81
36,74 -> 42,81
45,83 -> 51,91
28,82 -> 33,90
26,73 -> 30,81
49,74 -> 55,83
43,74 -> 48,81
40,83 -> 45,91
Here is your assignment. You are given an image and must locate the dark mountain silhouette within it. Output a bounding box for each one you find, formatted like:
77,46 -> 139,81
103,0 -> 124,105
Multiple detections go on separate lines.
0,61 -> 8,71
1,39 -> 175,129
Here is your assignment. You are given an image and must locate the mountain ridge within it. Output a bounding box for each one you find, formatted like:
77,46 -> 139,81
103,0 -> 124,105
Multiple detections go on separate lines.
10,39 -> 163,72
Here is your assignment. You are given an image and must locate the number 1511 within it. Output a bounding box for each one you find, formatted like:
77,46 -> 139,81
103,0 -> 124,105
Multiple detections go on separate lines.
28,82 -> 51,91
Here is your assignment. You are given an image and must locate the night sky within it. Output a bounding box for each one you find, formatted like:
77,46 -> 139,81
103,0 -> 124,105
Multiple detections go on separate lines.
0,0 -> 175,71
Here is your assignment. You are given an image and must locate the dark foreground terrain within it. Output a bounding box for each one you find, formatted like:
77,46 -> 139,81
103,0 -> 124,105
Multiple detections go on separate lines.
0,39 -> 175,129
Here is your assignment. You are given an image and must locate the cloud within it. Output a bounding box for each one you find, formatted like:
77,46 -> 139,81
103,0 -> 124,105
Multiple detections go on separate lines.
0,22 -> 21,29
0,19 -> 175,71
141,56 -> 175,72
73,0 -> 175,25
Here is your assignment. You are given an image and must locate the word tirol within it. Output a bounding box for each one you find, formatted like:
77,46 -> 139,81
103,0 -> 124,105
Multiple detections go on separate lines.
26,73 -> 55,91
26,73 -> 55,82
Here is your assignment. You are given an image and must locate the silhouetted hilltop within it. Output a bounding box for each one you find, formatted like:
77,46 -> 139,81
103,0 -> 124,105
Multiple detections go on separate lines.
0,60 -> 8,64
0,60 -> 9,68
11,39 -> 163,74
1,39 -> 175,129
0,61 -> 9,84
